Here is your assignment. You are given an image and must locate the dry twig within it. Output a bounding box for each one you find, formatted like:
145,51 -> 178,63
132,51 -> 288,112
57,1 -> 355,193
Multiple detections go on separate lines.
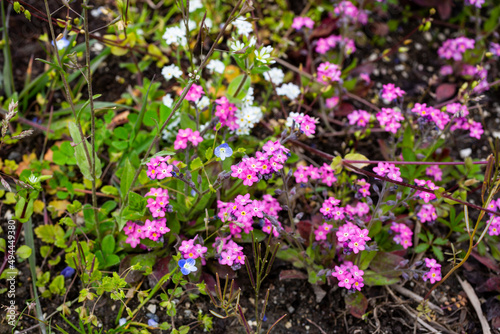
457,277 -> 491,334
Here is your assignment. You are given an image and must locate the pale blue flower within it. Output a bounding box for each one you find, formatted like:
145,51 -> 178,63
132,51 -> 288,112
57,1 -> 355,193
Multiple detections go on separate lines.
178,258 -> 197,275
52,37 -> 70,50
214,143 -> 233,161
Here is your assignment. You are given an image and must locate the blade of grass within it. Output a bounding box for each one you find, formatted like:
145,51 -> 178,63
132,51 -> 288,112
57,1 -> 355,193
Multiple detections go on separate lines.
25,218 -> 47,334
1,2 -> 15,96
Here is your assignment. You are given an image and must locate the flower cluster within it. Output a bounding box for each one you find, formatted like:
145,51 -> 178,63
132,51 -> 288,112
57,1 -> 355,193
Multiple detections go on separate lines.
320,196 -> 342,219
425,165 -> 443,182
414,179 -> 439,203
417,204 -> 437,223
490,42 -> 500,56
124,219 -> 170,248
163,26 -> 187,46
235,105 -> 264,135
215,96 -> 239,131
345,202 -> 370,219
451,118 -> 484,139
314,222 -> 333,241
294,163 -> 337,186
179,237 -> 208,263
332,261 -> 365,291
147,156 -> 173,180
465,0 -> 484,8
184,84 -> 205,102
213,236 -> 246,267
263,68 -> 285,85
347,109 -> 371,128
162,64 -> 183,81
381,83 -> 405,101
287,113 -> 319,137
373,162 -> 403,182
315,35 -> 356,55
174,128 -> 203,150
233,18 -> 253,36
292,16 -> 314,30
376,107 -> 404,134
146,187 -> 171,218
333,1 -> 368,25
438,37 -> 475,61
336,222 -> 371,254
411,103 -> 450,130
355,179 -> 371,198
317,62 -> 341,84
422,258 -> 442,284
218,194 -> 282,238
230,140 -> 289,186
276,82 -> 301,100
390,222 -> 413,249
488,216 -> 500,236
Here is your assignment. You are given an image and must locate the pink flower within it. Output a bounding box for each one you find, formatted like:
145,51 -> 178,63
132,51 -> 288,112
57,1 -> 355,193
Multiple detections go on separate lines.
425,165 -> 442,182
381,83 -> 405,101
325,96 -> 339,109
183,84 -> 204,102
188,130 -> 203,146
292,16 -> 315,30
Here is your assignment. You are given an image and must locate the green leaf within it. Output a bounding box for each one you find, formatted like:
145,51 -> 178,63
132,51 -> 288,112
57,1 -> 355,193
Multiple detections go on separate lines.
101,186 -> 119,196
190,157 -> 203,171
363,270 -> 400,286
68,122 -> 102,181
358,251 -> 377,270
226,74 -> 251,101
120,159 -> 135,201
433,237 -> 447,245
34,225 -> 65,247
344,153 -> 370,170
330,155 -> 343,174
16,245 -> 32,259
102,234 -> 115,256
402,125 -> 413,148
105,254 -> 120,268
432,246 -> 444,262
0,238 -> 6,253
414,243 -> 430,253
345,291 -> 368,318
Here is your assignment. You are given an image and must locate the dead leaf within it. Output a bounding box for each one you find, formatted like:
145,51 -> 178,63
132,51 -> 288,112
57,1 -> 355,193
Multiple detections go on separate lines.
279,269 -> 307,280
435,83 -> 456,102
16,152 -> 37,176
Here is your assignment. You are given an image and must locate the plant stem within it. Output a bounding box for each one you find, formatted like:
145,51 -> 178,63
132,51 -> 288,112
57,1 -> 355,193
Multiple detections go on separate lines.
120,0 -> 246,220
25,218 -> 47,334
83,1 -> 100,241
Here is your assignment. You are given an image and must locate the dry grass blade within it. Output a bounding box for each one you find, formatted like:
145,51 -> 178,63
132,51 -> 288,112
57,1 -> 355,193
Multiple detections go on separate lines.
457,276 -> 491,334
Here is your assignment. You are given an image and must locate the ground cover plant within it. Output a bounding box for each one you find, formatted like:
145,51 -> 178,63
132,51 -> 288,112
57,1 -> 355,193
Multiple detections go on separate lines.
1,0 -> 500,333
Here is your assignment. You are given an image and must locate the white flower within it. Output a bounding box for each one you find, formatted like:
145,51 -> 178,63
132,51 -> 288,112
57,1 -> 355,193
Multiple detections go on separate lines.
235,106 -> 262,130
242,87 -> 254,106
189,0 -> 203,13
276,83 -> 301,100
263,68 -> 284,85
286,112 -> 304,127
204,18 -> 213,29
29,175 -> 39,184
254,46 -> 275,64
206,60 -> 225,74
162,114 -> 181,141
163,94 -> 174,108
248,36 -> 257,47
163,26 -> 187,46
230,41 -> 246,52
235,126 -> 251,135
188,20 -> 197,31
233,18 -> 253,36
161,64 -> 183,81
196,96 -> 210,110
189,0 -> 203,12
